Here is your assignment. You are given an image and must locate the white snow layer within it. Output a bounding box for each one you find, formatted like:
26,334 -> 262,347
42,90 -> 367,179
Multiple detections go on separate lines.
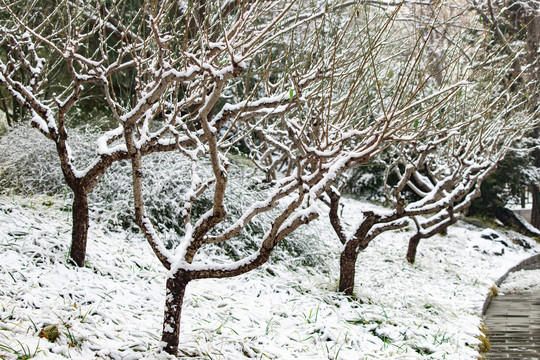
0,195 -> 538,359
499,269 -> 540,294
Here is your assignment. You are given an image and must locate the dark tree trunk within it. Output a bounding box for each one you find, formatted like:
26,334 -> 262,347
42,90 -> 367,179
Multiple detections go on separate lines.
70,188 -> 89,267
406,233 -> 421,264
161,276 -> 189,355
339,245 -> 359,296
495,207 -> 540,237
529,135 -> 540,229
531,184 -> 540,230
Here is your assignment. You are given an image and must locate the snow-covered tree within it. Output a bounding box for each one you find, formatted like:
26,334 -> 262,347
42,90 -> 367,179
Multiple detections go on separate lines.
402,102 -> 534,263
4,0 -> 536,354
0,0 -> 191,266
116,1 -> 489,354
467,0 -> 540,226
327,46 -> 538,294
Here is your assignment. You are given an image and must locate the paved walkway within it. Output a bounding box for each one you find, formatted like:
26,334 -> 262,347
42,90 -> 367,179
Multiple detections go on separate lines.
484,291 -> 540,359
484,257 -> 540,359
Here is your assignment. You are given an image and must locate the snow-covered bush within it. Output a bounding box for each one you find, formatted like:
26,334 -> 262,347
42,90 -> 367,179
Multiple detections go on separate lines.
0,126 -> 324,266
0,126 -> 67,196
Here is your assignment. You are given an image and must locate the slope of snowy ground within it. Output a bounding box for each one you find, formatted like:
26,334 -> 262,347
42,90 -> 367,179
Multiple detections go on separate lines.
0,195 -> 538,360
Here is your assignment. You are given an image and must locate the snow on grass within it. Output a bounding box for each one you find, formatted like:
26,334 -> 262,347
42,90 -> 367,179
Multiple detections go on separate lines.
499,269 -> 540,294
0,194 -> 539,359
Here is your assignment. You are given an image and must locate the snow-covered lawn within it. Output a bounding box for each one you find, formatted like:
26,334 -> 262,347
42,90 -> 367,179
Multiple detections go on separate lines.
0,195 -> 538,360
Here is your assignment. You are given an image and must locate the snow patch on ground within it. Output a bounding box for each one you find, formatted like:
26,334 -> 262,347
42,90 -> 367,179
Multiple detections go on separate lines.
0,195 -> 538,359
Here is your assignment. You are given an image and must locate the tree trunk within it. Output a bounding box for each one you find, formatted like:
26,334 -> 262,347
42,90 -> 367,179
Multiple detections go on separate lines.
530,129 -> 540,229
495,207 -> 540,237
161,276 -> 189,355
70,188 -> 89,267
339,245 -> 359,296
406,233 -> 421,264
531,184 -> 540,230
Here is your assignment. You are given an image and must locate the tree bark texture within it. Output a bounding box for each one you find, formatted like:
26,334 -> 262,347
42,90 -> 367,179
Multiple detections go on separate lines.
339,244 -> 359,296
161,276 -> 189,355
70,188 -> 89,267
406,233 -> 421,264
531,179 -> 540,230
336,213 -> 379,296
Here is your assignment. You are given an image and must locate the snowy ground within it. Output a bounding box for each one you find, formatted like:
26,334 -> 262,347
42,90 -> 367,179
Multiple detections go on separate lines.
500,269 -> 540,294
0,195 -> 539,360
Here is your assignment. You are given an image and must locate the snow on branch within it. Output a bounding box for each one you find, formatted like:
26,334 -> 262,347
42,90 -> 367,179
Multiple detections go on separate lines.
5,0 -> 539,355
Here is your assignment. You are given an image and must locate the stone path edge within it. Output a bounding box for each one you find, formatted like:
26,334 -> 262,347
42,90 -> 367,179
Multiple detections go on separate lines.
481,253 -> 540,316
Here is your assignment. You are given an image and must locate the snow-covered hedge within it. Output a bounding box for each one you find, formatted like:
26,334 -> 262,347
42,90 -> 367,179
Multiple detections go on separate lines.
0,126 -> 324,264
